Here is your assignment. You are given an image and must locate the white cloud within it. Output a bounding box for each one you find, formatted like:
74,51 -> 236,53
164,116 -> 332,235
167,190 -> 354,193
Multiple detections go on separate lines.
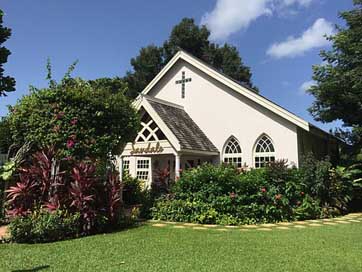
266,18 -> 334,59
201,0 -> 272,41
201,0 -> 316,41
299,80 -> 315,94
281,0 -> 313,7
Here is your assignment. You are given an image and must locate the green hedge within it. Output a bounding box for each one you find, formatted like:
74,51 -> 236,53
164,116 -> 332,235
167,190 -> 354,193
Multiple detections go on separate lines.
151,158 -> 352,225
9,210 -> 81,243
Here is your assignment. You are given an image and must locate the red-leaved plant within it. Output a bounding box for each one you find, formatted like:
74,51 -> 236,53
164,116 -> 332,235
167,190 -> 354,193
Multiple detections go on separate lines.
43,195 -> 62,212
6,147 -> 67,216
105,171 -> 122,225
69,161 -> 96,232
6,146 -> 126,235
152,167 -> 172,197
6,174 -> 38,216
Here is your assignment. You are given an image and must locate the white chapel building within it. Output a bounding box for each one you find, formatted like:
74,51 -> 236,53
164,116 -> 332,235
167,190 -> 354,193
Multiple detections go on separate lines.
118,50 -> 340,185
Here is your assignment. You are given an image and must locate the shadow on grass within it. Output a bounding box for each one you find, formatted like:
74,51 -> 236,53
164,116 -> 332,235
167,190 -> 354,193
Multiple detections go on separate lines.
97,221 -> 146,236
12,265 -> 50,272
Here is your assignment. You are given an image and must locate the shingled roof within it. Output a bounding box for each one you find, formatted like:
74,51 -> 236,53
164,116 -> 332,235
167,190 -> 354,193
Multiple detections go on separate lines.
147,98 -> 218,153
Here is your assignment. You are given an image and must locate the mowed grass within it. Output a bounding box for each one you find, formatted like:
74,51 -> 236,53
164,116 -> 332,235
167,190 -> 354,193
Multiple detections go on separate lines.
1,222 -> 362,272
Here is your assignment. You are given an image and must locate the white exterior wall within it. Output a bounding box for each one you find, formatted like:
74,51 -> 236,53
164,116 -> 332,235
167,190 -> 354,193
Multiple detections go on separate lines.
148,60 -> 300,167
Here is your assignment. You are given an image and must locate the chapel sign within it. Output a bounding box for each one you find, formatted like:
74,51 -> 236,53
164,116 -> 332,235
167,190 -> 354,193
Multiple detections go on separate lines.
130,142 -> 164,155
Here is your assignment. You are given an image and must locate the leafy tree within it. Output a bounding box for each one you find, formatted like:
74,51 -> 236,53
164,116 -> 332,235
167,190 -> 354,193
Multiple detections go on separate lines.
124,46 -> 164,98
124,18 -> 256,98
163,18 -> 210,62
0,9 -> 15,96
204,43 -> 254,89
7,64 -> 140,160
308,1 -> 362,148
0,117 -> 11,154
88,77 -> 127,94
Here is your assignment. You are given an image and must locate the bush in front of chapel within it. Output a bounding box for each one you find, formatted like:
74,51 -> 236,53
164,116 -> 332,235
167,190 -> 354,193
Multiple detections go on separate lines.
4,147 -> 128,243
1,64 -> 140,243
151,157 -> 354,225
9,209 -> 81,244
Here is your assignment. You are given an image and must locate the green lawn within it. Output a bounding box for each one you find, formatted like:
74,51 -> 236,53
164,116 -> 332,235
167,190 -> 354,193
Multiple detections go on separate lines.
1,222 -> 362,272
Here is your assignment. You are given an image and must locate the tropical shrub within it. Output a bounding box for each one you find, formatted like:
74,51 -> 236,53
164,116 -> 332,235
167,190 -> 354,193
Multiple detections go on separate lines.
2,65 -> 140,242
6,147 -> 63,216
7,68 -> 139,161
153,163 -> 305,224
293,195 -> 321,220
0,117 -> 11,155
300,153 -> 353,215
69,161 -> 97,232
9,209 -> 81,243
121,173 -> 154,219
151,167 -> 173,199
122,174 -> 145,206
152,158 -> 353,225
344,159 -> 362,211
5,146 -> 126,242
104,171 -> 123,225
171,163 -> 242,202
151,198 -> 218,224
117,206 -> 141,228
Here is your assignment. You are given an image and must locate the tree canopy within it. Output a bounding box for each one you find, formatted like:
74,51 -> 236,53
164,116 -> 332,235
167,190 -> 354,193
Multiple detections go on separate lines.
308,0 -> 362,147
124,18 -> 256,98
8,64 -> 140,160
0,9 -> 16,97
0,117 -> 11,154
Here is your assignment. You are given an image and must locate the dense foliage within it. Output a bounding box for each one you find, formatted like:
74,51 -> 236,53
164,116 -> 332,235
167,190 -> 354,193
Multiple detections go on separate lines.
122,173 -> 162,219
0,117 -> 11,154
9,210 -> 81,243
0,9 -> 16,97
7,71 -> 139,160
122,174 -> 146,206
0,182 -> 4,224
309,1 -> 362,151
152,158 -> 354,225
1,63 -> 141,242
5,147 -> 126,242
123,18 -> 256,98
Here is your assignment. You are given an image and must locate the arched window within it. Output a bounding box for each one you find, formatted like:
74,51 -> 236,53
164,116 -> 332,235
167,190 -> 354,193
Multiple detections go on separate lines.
223,137 -> 242,168
135,112 -> 167,142
254,134 -> 275,168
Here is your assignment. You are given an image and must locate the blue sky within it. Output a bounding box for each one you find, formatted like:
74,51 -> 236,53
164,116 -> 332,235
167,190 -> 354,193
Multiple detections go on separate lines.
0,0 -> 353,131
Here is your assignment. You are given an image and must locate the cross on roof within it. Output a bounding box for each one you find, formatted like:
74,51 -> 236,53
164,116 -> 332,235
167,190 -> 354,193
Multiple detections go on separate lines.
175,71 -> 191,98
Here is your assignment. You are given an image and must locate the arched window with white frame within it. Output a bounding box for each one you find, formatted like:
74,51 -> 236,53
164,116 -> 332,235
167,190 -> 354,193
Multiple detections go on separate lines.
254,134 -> 275,168
223,136 -> 242,168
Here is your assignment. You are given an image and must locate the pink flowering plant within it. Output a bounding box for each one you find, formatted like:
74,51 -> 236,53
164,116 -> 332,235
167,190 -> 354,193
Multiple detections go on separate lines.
7,67 -> 140,161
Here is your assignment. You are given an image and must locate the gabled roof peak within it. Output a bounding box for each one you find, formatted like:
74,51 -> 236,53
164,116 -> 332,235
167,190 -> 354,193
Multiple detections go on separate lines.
138,50 -> 310,131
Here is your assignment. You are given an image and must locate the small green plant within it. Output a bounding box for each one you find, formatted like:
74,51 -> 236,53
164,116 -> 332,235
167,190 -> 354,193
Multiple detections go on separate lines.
122,174 -> 145,206
151,198 -> 219,224
9,209 -> 81,243
294,195 -> 321,220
